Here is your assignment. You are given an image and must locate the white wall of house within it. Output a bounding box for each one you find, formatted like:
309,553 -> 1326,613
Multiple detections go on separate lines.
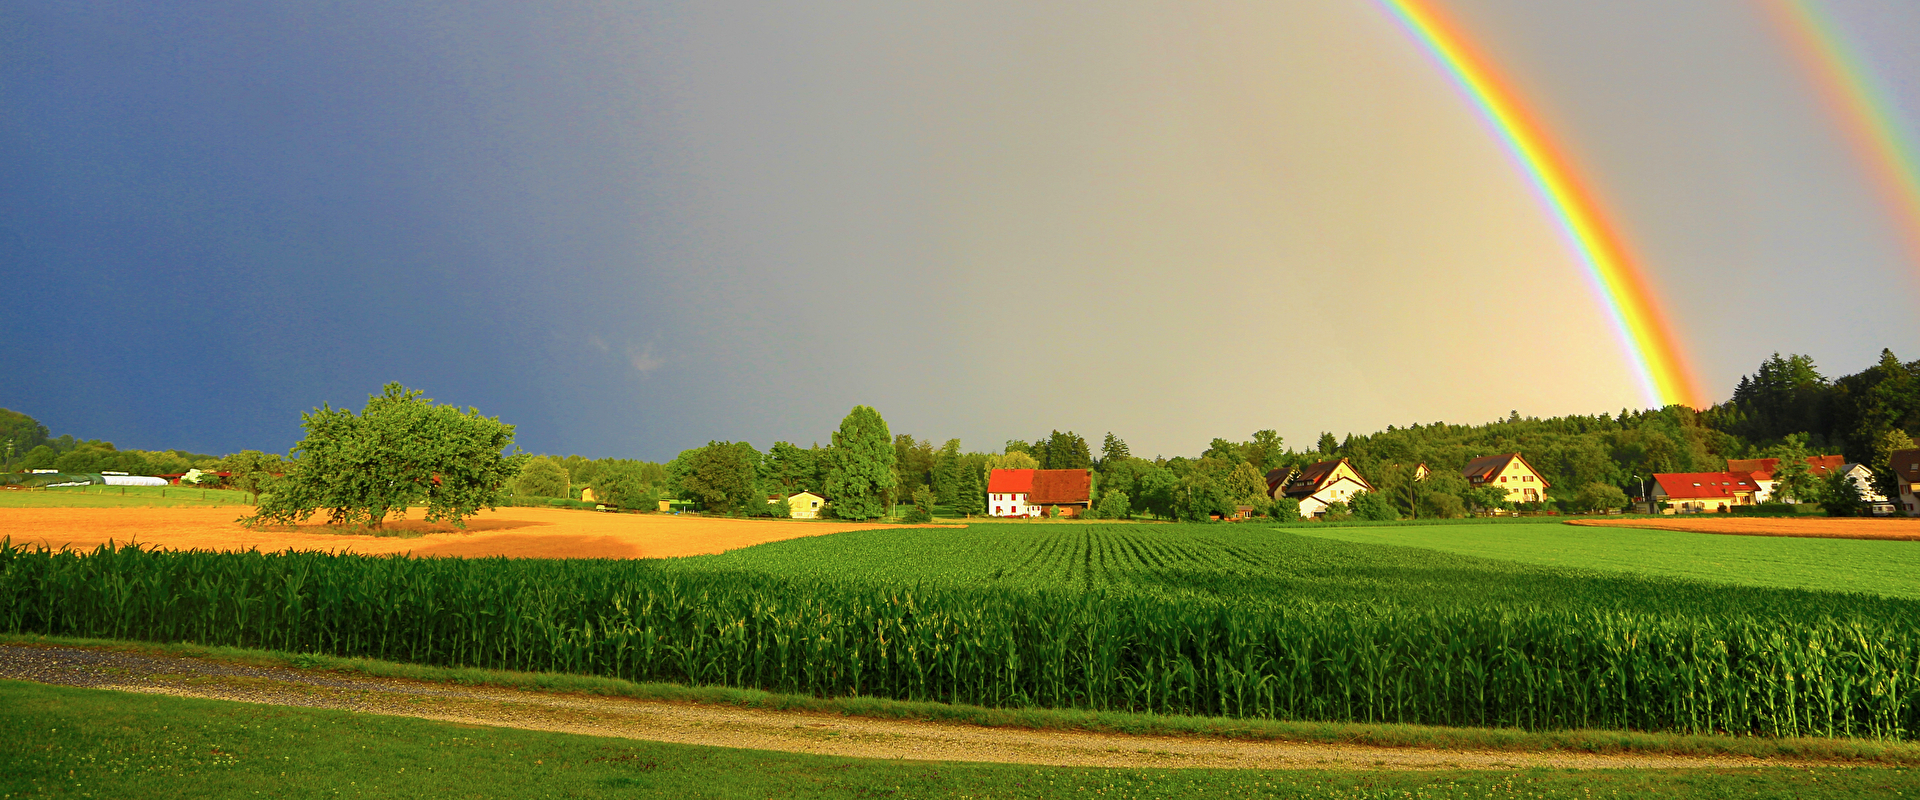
1298,476 -> 1369,517
989,492 -> 1040,517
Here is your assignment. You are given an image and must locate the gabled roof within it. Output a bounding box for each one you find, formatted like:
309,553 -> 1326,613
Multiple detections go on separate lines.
1653,472 -> 1761,500
1726,455 -> 1846,481
1028,469 -> 1092,505
1459,453 -> 1549,488
1283,458 -> 1372,498
1264,467 -> 1294,496
987,469 -> 1035,494
1894,448 -> 1920,483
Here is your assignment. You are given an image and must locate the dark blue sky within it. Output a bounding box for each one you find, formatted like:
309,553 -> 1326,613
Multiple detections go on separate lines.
6,2 -> 1919,461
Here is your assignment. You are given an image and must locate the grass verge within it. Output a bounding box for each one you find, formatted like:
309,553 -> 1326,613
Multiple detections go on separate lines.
5,681 -> 1916,799
9,633 -> 1920,767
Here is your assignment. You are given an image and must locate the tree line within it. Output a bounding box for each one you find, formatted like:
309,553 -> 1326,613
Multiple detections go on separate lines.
9,346 -> 1913,522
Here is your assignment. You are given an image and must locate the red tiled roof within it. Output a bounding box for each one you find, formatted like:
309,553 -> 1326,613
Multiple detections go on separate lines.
987,469 -> 1035,494
1028,469 -> 1092,505
1654,472 -> 1761,500
1806,455 -> 1845,476
1726,455 -> 1845,480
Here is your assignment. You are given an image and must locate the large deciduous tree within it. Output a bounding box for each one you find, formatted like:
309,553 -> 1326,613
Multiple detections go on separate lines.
679,441 -> 765,515
512,455 -> 570,498
242,383 -> 526,529
824,405 -> 896,520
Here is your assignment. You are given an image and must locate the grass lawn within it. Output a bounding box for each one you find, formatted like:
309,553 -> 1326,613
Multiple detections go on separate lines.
0,485 -> 251,509
4,681 -> 1915,799
1291,523 -> 1920,599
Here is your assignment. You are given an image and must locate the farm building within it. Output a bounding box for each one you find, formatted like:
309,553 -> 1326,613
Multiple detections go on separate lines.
1840,462 -> 1894,514
1894,447 -> 1920,516
1459,453 -> 1549,504
1652,472 -> 1763,513
986,469 -> 1091,518
769,490 -> 828,519
1277,458 -> 1373,518
1726,455 -> 1847,503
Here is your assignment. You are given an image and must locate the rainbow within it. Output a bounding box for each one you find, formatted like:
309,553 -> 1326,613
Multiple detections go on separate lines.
1374,0 -> 1705,409
1765,0 -> 1920,275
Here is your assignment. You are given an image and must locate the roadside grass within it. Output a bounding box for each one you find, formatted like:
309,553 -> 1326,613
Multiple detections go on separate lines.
1292,523 -> 1920,599
0,485 -> 251,509
10,634 -> 1920,767
5,681 -> 1915,800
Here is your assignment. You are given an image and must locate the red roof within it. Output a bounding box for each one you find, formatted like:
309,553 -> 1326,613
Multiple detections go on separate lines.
1654,472 -> 1761,500
987,469 -> 1035,494
1028,470 -> 1092,504
1726,456 -> 1846,481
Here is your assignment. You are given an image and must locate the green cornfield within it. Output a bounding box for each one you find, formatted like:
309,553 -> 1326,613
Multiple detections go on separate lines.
4,523 -> 1918,739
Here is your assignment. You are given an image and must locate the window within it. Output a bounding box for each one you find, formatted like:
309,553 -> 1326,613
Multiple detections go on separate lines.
1501,477 -> 1508,483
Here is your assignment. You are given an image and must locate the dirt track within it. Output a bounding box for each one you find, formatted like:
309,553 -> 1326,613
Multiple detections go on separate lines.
1569,516 -> 1920,541
0,644 -> 1813,771
0,506 -> 956,559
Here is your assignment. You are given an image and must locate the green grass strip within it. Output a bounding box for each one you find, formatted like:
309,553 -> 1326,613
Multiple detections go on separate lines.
10,633 -> 1920,767
5,680 -> 1916,799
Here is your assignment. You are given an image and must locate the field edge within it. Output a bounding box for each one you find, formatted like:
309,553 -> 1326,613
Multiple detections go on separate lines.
8,633 -> 1918,766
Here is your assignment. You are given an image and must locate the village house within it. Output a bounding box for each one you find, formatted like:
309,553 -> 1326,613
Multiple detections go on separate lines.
1459,453 -> 1550,504
1276,458 -> 1373,518
1894,447 -> 1920,516
1651,472 -> 1763,513
1726,455 -> 1847,503
987,468 -> 1092,518
769,490 -> 827,519
1839,462 -> 1895,515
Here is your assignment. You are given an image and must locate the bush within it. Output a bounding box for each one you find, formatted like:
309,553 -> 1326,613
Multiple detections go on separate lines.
1349,491 -> 1399,522
1093,489 -> 1131,520
1269,497 -> 1302,521
901,487 -> 935,523
1574,482 -> 1629,514
1418,492 -> 1465,519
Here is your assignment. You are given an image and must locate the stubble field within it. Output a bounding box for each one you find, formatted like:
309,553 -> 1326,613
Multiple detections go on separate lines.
0,505 -> 954,559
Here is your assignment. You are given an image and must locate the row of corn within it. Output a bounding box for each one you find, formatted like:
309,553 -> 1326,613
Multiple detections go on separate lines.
3,541 -> 1917,739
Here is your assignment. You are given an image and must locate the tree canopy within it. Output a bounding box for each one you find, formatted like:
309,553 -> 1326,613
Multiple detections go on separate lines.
824,405 -> 896,520
242,383 -> 526,529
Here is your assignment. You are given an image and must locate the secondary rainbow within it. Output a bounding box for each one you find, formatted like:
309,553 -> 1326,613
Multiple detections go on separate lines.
1374,0 -> 1704,409
1766,0 -> 1920,278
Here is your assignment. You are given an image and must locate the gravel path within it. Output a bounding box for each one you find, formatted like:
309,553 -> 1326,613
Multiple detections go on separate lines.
0,643 -> 1805,771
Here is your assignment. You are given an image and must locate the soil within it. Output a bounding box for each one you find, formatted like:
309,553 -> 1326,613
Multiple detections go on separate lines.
0,506 -> 959,559
1569,515 -> 1920,541
0,643 -> 1811,771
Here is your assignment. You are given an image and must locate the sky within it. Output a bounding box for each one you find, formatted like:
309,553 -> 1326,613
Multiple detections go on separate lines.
4,1 -> 1918,461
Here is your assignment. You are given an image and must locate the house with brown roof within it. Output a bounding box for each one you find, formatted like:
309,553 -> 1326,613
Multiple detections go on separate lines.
1459,453 -> 1550,504
1652,472 -> 1762,513
987,468 -> 1092,518
1277,458 -> 1373,518
1894,447 -> 1920,517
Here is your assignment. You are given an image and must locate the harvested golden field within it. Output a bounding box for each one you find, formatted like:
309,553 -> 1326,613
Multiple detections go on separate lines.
1569,515 -> 1920,541
0,506 -> 955,559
